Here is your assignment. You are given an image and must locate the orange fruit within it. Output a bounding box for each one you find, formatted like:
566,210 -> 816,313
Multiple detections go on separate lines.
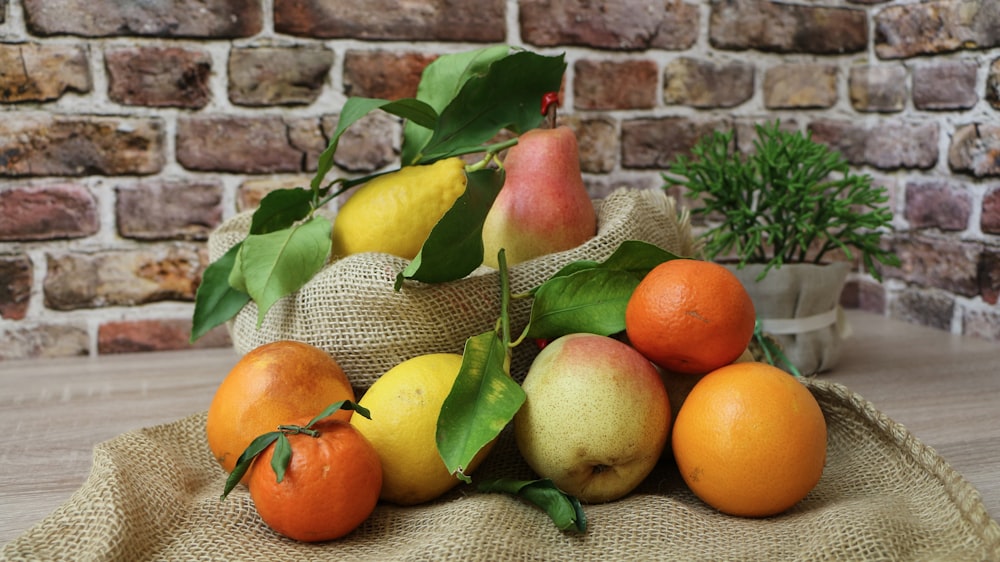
625,258 -> 755,374
248,418 -> 382,542
671,362 -> 827,517
206,340 -> 356,475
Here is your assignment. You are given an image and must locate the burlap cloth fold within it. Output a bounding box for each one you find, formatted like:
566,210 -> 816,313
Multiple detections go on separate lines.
3,379 -> 998,560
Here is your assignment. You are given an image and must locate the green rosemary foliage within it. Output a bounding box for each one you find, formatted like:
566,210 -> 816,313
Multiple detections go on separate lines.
663,122 -> 900,281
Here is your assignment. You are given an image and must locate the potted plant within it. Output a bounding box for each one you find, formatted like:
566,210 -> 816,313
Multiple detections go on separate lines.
663,121 -> 900,375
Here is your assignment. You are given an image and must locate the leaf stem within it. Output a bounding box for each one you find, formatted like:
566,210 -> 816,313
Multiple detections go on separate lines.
466,138 -> 519,173
498,249 -> 512,349
277,424 -> 320,438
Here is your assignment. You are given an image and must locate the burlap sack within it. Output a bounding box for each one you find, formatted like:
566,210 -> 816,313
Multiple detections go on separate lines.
206,187 -> 699,390
4,378 -> 998,561
729,262 -> 851,376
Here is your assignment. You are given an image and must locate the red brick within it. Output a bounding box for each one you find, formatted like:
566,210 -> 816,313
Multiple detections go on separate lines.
521,0 -> 698,50
116,180 -> 223,240
885,236 -> 981,297
988,57 -> 1000,110
0,115 -> 165,177
0,43 -> 91,102
903,180 -> 972,231
912,60 -> 979,110
733,119 -> 801,154
23,0 -> 262,38
840,279 -> 886,314
289,117 -> 329,172
238,176 -> 314,212
0,323 -> 89,359
44,244 -> 206,310
324,112 -> 401,173
710,0 -> 866,54
875,0 -> 1000,59
562,115 -> 618,174
849,64 -> 907,113
585,175 -> 659,201
98,318 -> 231,354
106,46 -> 211,108
0,184 -> 99,241
808,119 -> 938,170
979,248 -> 1000,305
964,308 -> 1000,341
663,57 -> 754,109
620,117 -> 730,169
982,185 -> 1000,234
889,287 -> 954,332
275,0 -> 504,41
763,64 -> 838,109
342,50 -> 436,101
229,45 -> 333,106
0,254 -> 32,320
949,123 -> 1000,178
574,59 -> 657,110
175,115 -> 317,174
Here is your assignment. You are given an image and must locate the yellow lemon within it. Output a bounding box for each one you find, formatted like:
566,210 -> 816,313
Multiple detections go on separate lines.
351,353 -> 494,505
331,157 -> 467,260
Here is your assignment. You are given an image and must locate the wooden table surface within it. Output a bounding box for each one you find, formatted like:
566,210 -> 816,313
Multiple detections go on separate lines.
1,310 -> 998,545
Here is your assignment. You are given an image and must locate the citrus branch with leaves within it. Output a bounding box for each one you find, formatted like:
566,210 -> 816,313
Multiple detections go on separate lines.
190,46 -> 567,342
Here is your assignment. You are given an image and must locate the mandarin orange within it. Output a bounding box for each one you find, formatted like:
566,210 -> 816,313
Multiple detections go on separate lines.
625,259 -> 755,374
247,418 -> 382,542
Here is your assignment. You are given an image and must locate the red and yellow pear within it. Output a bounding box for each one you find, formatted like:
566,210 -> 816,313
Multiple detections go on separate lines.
481,126 -> 597,268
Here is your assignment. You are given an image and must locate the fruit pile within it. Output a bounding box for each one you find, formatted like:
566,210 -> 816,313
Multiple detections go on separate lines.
207,259 -> 827,541
199,46 -> 828,543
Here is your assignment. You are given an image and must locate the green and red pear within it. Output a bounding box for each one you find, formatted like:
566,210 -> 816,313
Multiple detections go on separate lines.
481,126 -> 597,268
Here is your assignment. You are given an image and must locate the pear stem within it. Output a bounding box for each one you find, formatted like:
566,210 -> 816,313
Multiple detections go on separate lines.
541,91 -> 559,129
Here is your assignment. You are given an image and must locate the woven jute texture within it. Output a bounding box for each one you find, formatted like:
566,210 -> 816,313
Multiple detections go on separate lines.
4,379 -> 998,561
206,187 -> 699,392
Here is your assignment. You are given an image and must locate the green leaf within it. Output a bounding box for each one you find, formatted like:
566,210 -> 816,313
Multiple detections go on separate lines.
525,241 -> 681,340
402,45 -> 510,165
249,188 -> 315,235
593,240 -> 682,274
437,331 -> 525,482
271,434 -> 292,483
221,430 -> 281,499
478,477 -> 587,533
396,168 -> 505,288
237,215 -> 332,327
416,51 -> 566,163
228,247 -> 248,294
304,400 -> 372,428
526,268 -> 643,340
313,97 -> 438,191
540,240 -> 680,290
542,259 -> 600,282
190,243 -> 250,342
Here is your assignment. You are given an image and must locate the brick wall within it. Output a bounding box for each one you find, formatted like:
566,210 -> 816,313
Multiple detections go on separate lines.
1,0 -> 999,359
